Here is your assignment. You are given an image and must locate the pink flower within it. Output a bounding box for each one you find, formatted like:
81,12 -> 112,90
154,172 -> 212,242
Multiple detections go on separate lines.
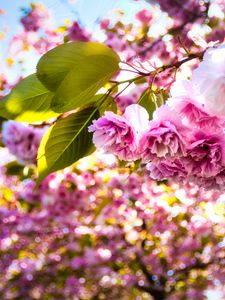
197,169 -> 225,191
66,276 -> 82,295
89,104 -> 149,161
168,80 -> 224,129
20,3 -> 50,32
145,0 -> 204,24
147,159 -> 187,181
207,28 -> 225,44
140,105 -> 187,162
191,43 -> 225,117
136,9 -> 153,25
71,257 -> 86,269
184,131 -> 225,177
67,21 -> 90,42
2,121 -> 25,144
2,121 -> 45,165
100,19 -> 110,29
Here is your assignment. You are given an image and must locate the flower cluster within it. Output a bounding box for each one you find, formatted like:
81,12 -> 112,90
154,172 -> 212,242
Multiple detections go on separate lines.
135,9 -> 153,26
2,121 -> 45,165
0,73 -> 11,97
145,0 -> 207,25
89,104 -> 150,161
66,21 -> 90,42
90,44 -> 225,190
20,3 -> 50,32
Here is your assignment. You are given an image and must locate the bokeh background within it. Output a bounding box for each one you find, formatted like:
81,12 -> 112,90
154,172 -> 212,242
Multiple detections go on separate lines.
0,0 -> 225,300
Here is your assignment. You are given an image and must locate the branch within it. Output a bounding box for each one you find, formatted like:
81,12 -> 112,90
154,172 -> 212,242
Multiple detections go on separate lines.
128,0 -> 211,62
135,283 -> 166,300
118,51 -> 204,86
136,254 -> 156,285
157,52 -> 204,73
175,256 -> 224,277
128,18 -> 202,62
135,252 -> 167,300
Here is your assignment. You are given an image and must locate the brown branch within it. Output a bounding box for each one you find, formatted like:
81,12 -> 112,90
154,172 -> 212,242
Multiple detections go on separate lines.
136,253 -> 167,300
174,256 -> 224,277
136,254 -> 156,285
157,52 -> 204,73
120,51 -> 204,87
135,283 -> 167,300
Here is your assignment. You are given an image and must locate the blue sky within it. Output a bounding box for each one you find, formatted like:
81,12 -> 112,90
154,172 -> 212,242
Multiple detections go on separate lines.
0,0 -> 146,35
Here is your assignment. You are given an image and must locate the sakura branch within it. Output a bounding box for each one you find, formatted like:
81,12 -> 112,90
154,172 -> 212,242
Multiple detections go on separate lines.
90,43 -> 225,191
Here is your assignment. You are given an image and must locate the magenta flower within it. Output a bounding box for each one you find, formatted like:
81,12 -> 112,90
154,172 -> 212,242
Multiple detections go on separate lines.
168,80 -> 224,129
21,3 -> 49,32
89,104 -> 149,161
135,9 -> 153,25
191,43 -> 225,118
140,105 -> 187,162
67,21 -> 90,42
147,159 -> 187,181
174,101 -> 224,129
184,131 -> 225,177
190,171 -> 225,192
145,0 -> 204,24
89,112 -> 136,161
2,121 -> 45,165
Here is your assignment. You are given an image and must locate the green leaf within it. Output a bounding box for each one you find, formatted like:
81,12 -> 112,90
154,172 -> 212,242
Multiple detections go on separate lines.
133,77 -> 147,84
138,89 -> 156,119
77,93 -> 117,116
37,41 -> 120,92
5,161 -> 35,180
37,106 -> 99,184
156,89 -> 169,106
51,54 -> 119,112
5,161 -> 25,177
0,116 -> 7,131
0,74 -> 58,122
98,94 -> 117,115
